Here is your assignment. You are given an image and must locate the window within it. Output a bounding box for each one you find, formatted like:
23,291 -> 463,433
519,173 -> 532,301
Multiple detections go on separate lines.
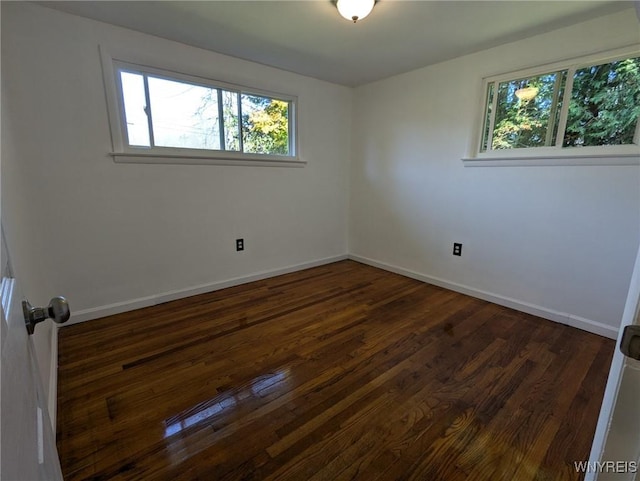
472,49 -> 640,164
102,53 -> 299,165
484,70 -> 567,150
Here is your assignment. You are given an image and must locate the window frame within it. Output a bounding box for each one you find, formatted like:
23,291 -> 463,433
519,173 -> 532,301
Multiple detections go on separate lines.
100,47 -> 302,166
464,45 -> 640,167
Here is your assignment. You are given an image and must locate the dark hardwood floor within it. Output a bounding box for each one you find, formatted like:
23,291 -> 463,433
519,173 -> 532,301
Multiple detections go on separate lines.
57,260 -> 614,480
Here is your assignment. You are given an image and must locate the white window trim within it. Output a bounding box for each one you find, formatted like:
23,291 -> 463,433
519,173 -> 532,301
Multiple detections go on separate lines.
100,46 -> 303,167
463,44 -> 640,167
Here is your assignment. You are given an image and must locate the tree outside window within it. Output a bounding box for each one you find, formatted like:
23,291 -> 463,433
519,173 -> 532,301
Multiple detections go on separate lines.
481,56 -> 640,153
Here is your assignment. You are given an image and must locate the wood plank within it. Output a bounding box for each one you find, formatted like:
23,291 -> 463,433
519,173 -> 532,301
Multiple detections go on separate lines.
57,260 -> 614,480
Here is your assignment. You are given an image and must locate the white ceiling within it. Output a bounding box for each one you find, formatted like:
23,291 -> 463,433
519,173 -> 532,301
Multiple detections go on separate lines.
39,1 -> 636,86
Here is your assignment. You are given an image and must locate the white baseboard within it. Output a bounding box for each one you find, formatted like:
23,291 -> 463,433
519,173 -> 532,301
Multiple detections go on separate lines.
349,254 -> 618,339
64,252 -> 618,339
48,324 -> 58,431
51,251 -> 616,435
65,255 -> 348,326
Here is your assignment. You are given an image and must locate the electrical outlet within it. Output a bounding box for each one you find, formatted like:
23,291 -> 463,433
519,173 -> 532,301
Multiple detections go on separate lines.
236,238 -> 244,251
453,243 -> 462,256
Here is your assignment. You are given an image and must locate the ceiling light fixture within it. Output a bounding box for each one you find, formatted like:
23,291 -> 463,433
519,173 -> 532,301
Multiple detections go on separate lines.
336,0 -> 375,23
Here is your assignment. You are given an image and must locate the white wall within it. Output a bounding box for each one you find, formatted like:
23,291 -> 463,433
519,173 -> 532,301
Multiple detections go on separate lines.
1,3 -> 351,403
2,2 -> 639,414
350,9 -> 640,337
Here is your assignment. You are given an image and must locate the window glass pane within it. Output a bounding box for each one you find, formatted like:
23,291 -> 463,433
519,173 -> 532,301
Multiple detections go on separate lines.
148,76 -> 221,150
120,72 -> 150,147
564,57 -> 640,147
480,82 -> 494,152
222,90 -> 240,151
492,71 -> 565,150
241,94 -> 290,155
113,62 -> 296,159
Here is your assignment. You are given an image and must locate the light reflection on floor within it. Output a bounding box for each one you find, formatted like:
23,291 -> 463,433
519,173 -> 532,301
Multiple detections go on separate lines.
163,368 -> 290,439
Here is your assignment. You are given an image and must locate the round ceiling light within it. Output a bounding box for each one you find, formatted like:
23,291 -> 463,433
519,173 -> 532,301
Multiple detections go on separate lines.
514,86 -> 539,102
336,0 -> 375,23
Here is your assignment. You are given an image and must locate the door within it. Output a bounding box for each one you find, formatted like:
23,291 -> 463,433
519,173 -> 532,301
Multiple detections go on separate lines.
0,275 -> 64,480
587,244 -> 640,481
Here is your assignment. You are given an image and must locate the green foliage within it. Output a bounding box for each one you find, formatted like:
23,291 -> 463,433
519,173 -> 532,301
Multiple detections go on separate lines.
242,96 -> 289,155
195,91 -> 289,155
487,57 -> 640,151
491,72 -> 563,150
564,57 -> 640,147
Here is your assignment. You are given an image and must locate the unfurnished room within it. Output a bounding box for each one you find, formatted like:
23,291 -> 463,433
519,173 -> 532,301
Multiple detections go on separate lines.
1,1 -> 640,480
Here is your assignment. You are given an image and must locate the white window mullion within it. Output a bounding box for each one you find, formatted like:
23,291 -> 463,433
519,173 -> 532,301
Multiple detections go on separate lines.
545,72 -> 563,146
486,81 -> 498,152
554,67 -> 575,148
217,89 -> 225,151
142,74 -> 156,148
288,100 -> 294,156
237,93 -> 244,154
116,77 -> 130,149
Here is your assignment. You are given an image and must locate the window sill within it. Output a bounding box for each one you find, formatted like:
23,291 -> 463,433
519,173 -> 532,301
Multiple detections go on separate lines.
462,151 -> 640,167
110,152 -> 306,167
